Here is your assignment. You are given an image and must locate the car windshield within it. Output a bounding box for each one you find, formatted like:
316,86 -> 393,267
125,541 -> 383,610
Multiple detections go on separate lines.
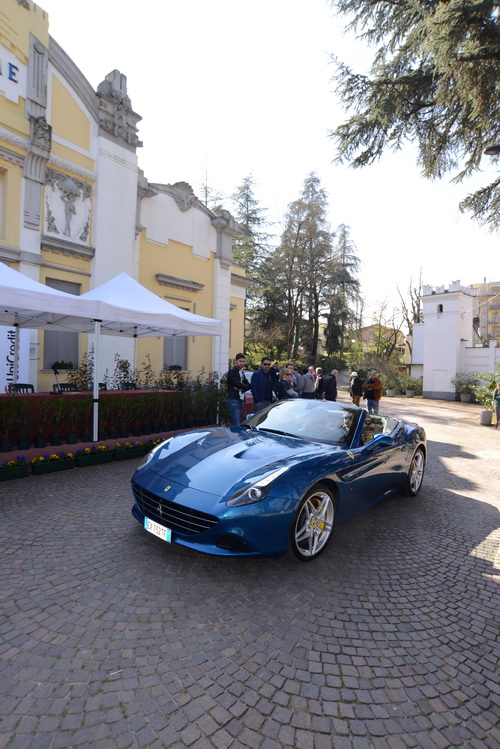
242,400 -> 361,447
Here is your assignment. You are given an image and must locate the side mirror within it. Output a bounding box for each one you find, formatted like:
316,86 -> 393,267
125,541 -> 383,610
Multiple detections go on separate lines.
363,433 -> 392,451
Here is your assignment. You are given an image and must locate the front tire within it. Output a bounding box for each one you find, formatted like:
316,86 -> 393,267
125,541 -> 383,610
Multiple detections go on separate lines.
288,484 -> 335,561
403,447 -> 425,496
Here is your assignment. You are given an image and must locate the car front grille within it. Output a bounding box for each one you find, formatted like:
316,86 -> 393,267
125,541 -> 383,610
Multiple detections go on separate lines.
132,482 -> 219,536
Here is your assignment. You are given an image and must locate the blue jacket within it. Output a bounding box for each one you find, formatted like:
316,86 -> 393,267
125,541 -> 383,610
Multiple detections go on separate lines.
251,368 -> 274,403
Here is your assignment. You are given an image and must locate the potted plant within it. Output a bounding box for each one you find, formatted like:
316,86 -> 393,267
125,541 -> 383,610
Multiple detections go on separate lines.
103,396 -> 120,440
64,396 -> 85,444
47,396 -> 68,446
52,360 -> 73,371
0,393 -> 22,452
384,370 -> 400,397
115,394 -> 134,438
31,451 -> 76,475
80,394 -> 93,442
0,456 -> 29,482
16,396 -> 31,450
451,372 -> 477,402
469,370 -> 497,426
400,374 -> 423,398
33,398 -> 54,448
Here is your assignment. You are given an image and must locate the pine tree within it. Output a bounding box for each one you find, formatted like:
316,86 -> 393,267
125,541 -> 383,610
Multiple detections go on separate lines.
324,224 -> 360,356
268,174 -> 334,359
230,175 -> 272,276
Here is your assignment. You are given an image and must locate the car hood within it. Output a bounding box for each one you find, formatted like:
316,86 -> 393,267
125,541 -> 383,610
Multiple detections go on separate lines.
142,426 -> 334,496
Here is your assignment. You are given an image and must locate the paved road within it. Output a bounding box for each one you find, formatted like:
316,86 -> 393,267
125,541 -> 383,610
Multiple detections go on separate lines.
0,395 -> 499,749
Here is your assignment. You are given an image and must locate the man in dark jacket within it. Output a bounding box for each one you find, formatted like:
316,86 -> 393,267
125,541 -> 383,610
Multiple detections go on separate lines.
362,370 -> 383,414
349,371 -> 363,406
251,357 -> 275,412
226,353 -> 251,426
321,369 -> 338,401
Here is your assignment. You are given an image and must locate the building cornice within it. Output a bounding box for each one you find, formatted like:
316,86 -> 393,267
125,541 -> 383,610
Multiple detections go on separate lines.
41,235 -> 95,261
0,145 -> 24,167
155,273 -> 204,293
231,272 -> 256,289
149,181 -> 213,218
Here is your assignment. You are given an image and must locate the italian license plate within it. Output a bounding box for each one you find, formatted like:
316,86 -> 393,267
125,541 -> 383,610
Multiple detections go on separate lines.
144,517 -> 171,543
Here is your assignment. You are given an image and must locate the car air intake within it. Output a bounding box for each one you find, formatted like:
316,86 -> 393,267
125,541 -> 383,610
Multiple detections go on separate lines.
132,483 -> 218,536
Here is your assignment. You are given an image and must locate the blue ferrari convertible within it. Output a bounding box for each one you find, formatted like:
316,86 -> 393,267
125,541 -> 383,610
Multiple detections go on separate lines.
131,399 -> 426,561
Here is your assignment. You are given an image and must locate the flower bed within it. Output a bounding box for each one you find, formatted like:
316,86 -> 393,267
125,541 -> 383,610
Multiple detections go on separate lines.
31,452 -> 76,474
0,457 -> 29,482
113,442 -> 145,460
75,445 -> 113,467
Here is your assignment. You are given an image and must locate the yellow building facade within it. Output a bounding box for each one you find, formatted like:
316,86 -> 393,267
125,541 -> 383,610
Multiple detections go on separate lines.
470,282 -> 500,343
0,1 -> 248,392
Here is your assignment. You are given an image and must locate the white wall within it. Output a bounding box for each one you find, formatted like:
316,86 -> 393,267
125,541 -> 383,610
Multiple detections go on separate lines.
420,284 -> 477,399
464,341 -> 499,374
141,193 -> 214,259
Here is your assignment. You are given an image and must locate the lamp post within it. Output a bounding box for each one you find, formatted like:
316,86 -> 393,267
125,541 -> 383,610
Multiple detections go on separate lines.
484,145 -> 500,155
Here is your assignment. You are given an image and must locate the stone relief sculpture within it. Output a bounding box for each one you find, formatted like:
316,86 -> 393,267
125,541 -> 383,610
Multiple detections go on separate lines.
97,70 -> 142,148
44,169 -> 91,243
59,178 -> 79,236
32,116 -> 51,150
168,182 -> 197,212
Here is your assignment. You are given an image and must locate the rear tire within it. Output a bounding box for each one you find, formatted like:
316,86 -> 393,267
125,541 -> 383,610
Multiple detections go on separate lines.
403,447 -> 425,496
288,484 -> 335,561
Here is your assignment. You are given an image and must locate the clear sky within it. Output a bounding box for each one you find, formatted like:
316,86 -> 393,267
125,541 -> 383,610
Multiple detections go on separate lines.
40,0 -> 499,318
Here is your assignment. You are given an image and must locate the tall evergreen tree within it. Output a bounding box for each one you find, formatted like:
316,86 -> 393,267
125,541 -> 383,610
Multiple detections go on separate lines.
329,0 -> 500,229
267,174 -> 334,359
324,224 -> 360,355
230,175 -> 272,277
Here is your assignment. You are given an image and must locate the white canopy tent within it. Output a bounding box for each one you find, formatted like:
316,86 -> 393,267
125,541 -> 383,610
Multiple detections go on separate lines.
1,262 -> 99,389
1,264 -> 223,440
0,261 -> 98,333
80,273 -> 223,440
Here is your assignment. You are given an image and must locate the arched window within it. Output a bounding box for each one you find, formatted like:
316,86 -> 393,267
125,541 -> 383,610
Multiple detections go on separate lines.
437,304 -> 443,315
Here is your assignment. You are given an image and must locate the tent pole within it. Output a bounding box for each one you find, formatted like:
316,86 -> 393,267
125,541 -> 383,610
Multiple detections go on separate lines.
92,320 -> 101,442
13,323 -> 19,385
217,334 -> 222,425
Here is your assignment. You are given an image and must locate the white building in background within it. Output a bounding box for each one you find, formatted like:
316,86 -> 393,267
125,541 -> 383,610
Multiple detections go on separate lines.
411,281 -> 500,400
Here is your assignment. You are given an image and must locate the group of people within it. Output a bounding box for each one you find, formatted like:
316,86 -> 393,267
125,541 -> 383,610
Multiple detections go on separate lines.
226,353 -> 385,426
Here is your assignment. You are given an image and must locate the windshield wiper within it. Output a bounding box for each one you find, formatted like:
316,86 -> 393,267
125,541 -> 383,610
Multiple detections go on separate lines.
258,427 -> 295,438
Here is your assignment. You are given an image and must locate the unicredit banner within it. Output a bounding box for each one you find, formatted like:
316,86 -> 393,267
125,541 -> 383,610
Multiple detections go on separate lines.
0,326 -> 29,391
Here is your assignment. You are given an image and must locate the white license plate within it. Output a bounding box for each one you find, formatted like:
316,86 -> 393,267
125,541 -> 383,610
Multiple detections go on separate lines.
144,517 -> 171,543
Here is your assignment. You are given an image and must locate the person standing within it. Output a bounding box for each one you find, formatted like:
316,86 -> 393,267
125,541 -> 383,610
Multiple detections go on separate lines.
277,368 -> 299,400
493,382 -> 500,428
251,357 -> 275,412
226,353 -> 251,426
270,362 -> 280,392
349,371 -> 364,407
293,366 -> 305,396
315,367 -> 324,399
321,369 -> 338,401
362,370 -> 383,414
301,367 -> 316,399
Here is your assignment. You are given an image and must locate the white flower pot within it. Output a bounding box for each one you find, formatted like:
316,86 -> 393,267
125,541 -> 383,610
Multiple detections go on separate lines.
479,409 -> 493,426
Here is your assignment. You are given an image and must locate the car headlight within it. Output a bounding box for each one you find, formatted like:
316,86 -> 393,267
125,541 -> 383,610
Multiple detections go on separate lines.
226,466 -> 288,507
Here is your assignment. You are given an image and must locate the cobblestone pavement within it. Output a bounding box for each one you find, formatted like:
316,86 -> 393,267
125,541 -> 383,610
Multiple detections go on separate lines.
0,396 -> 499,749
